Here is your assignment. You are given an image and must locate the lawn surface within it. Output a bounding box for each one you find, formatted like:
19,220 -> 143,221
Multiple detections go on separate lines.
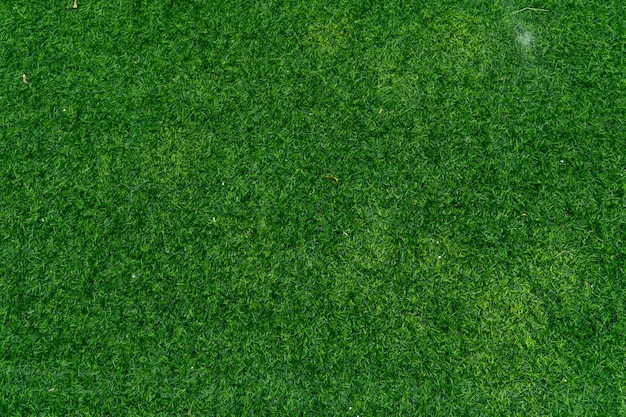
1,0 -> 625,415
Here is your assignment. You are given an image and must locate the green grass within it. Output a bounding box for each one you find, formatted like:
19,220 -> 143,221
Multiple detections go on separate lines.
1,0 -> 625,415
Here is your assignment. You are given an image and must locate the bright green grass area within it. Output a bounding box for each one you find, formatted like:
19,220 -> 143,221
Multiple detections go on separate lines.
1,0 -> 625,415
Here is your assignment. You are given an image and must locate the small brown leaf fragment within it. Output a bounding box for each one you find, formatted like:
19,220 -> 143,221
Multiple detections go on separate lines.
323,174 -> 338,184
22,74 -> 28,84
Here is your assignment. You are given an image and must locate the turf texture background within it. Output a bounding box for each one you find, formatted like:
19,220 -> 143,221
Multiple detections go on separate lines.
1,0 -> 625,415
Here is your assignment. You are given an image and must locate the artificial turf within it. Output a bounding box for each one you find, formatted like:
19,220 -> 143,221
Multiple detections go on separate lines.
1,0 -> 625,415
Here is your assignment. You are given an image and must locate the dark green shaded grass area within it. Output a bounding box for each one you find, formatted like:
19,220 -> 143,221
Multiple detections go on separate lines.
1,0 -> 625,415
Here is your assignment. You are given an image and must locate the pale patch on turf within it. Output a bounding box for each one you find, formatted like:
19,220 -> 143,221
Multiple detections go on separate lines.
513,25 -> 537,62
370,9 -> 495,109
306,13 -> 353,57
517,31 -> 535,48
502,0 -> 543,64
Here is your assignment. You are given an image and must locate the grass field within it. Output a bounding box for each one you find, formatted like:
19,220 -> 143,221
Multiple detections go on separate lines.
1,0 -> 625,415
